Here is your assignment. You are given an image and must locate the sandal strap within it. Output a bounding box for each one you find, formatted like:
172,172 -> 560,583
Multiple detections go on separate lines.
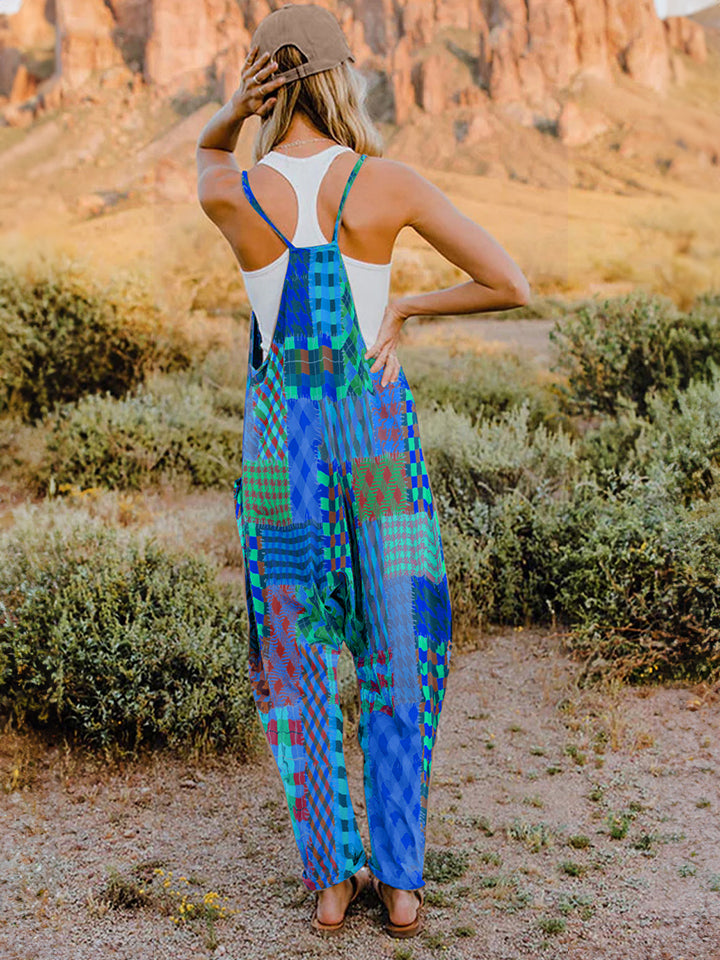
348,872 -> 359,901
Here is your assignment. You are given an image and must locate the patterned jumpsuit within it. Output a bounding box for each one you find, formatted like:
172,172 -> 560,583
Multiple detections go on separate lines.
234,153 -> 453,892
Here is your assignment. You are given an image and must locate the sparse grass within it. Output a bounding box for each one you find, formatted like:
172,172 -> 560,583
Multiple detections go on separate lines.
506,818 -> 556,852
564,743 -> 587,766
607,812 -> 632,839
94,866 -> 153,911
567,835 -> 592,850
557,892 -> 595,919
632,832 -> 657,852
479,850 -> 502,866
466,815 -> 494,836
421,931 -> 447,949
424,889 -> 453,907
424,848 -> 470,883
537,915 -> 567,934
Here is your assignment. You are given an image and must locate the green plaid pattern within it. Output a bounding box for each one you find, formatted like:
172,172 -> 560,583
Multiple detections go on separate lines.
252,349 -> 287,458
381,512 -> 445,581
243,458 -> 293,526
418,633 -> 449,780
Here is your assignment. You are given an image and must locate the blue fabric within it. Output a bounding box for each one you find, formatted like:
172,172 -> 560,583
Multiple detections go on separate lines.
234,152 -> 453,892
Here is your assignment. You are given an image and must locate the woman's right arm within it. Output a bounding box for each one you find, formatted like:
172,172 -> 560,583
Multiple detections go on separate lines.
391,160 -> 531,318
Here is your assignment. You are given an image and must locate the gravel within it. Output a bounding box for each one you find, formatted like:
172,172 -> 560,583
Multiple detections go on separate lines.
2,626 -> 719,960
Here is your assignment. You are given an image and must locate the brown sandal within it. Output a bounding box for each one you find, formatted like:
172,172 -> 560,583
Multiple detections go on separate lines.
310,866 -> 370,936
372,875 -> 425,938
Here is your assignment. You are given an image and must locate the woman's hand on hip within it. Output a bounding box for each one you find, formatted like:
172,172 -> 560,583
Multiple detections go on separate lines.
364,301 -> 408,388
231,45 -> 286,120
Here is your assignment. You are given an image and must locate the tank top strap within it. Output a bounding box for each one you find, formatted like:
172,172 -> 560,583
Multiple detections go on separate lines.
332,154 -> 367,244
241,170 -> 296,250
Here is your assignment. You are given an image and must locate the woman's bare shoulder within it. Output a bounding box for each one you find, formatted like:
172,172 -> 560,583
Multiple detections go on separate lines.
359,155 -> 451,230
361,155 -> 423,185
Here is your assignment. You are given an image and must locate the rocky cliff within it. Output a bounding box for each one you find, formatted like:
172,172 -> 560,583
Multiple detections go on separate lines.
0,0 -> 709,139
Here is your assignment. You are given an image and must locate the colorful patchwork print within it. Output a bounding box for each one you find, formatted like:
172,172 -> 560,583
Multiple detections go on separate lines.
251,342 -> 287,458
351,453 -> 412,524
234,154 -> 452,893
242,459 -> 293,526
381,512 -> 446,582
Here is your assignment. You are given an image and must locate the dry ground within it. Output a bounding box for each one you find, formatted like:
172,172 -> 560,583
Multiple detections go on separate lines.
1,628 -> 719,960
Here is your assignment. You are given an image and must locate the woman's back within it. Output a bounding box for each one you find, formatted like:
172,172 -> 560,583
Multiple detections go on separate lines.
241,144 -> 392,359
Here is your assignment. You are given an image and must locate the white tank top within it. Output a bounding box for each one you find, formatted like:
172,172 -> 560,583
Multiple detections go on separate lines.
240,145 -> 392,361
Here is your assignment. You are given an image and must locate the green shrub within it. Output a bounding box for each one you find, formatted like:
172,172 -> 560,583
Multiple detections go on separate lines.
549,289 -> 720,417
0,259 -> 193,422
422,394 -> 720,681
557,477 -> 720,685
43,381 -> 243,491
405,346 -> 564,429
0,518 -> 258,758
422,399 -> 585,516
578,366 -> 720,504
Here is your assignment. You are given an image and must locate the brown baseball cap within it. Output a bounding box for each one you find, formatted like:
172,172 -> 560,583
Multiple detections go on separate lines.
250,3 -> 355,85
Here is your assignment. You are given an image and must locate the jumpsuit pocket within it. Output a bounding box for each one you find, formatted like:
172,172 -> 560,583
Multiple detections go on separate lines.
249,353 -> 271,387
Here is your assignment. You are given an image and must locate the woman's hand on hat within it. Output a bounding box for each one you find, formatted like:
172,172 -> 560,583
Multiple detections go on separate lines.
364,301 -> 409,388
233,44 -> 286,119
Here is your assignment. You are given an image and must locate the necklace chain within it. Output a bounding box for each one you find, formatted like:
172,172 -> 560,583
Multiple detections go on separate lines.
274,136 -> 336,151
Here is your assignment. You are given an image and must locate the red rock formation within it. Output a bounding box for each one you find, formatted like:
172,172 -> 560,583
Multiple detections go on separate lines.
0,0 -> 711,134
0,0 -> 54,99
56,0 -> 131,89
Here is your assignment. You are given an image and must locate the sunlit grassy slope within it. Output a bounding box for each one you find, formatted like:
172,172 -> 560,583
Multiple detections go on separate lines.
0,30 -> 719,316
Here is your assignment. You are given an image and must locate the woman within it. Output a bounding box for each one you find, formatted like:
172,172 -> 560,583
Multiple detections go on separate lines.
196,3 -> 529,940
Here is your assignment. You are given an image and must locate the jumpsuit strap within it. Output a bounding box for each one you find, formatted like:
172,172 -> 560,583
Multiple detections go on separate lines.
241,169 -> 297,250
332,154 -> 367,244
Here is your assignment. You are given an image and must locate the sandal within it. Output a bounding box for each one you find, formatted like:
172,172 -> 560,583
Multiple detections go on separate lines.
372,875 -> 425,938
310,866 -> 370,936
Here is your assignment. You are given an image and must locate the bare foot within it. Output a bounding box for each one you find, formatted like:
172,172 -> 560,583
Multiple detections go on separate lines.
316,868 -> 367,925
376,880 -> 421,926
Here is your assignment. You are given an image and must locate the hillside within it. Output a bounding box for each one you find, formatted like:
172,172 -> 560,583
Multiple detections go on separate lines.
0,0 -> 719,308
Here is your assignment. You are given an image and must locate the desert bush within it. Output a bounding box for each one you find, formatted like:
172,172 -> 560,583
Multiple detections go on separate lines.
422,400 -> 586,640
438,470 -> 720,682
549,289 -> 720,417
0,258 -> 196,422
0,517 -> 259,759
556,474 -> 720,685
42,379 -> 243,492
425,394 -> 720,682
578,364 -> 720,504
404,346 -> 564,429
422,399 -> 585,515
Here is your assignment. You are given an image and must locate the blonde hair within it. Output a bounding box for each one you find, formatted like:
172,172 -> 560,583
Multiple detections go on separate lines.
252,43 -> 384,163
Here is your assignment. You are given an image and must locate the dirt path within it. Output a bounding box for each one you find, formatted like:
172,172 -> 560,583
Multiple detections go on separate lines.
1,628 -> 719,960
405,316 -> 558,368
